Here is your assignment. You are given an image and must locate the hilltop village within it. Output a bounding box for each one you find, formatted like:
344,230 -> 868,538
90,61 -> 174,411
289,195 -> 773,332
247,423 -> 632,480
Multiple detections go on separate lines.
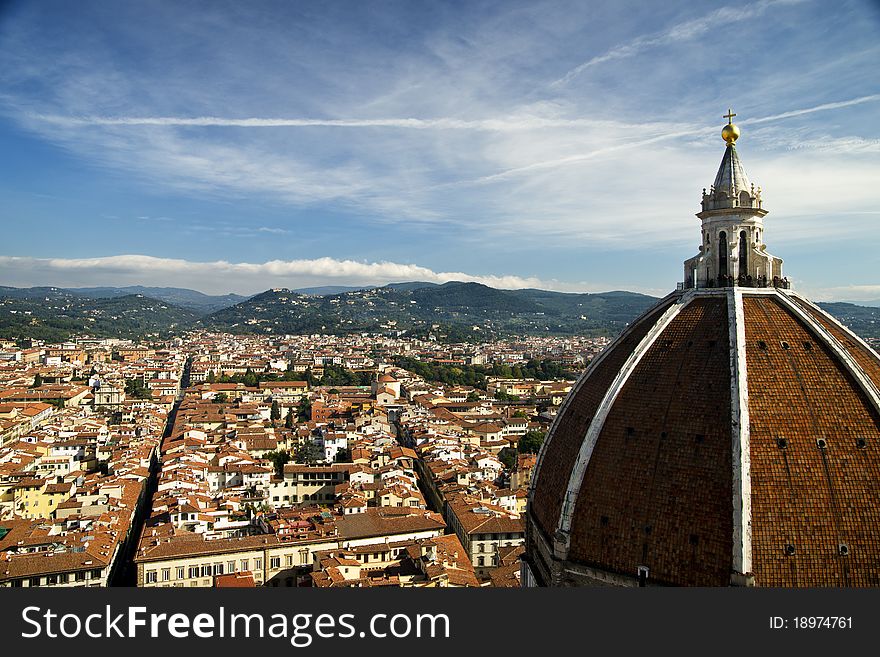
0,331 -> 606,588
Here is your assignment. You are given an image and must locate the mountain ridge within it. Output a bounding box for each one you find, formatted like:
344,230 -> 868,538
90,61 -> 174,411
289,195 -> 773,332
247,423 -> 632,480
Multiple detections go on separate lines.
3,283 -> 880,342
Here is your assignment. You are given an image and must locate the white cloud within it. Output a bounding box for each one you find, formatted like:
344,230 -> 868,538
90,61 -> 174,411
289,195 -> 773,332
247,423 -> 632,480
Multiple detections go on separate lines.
0,254 -> 616,296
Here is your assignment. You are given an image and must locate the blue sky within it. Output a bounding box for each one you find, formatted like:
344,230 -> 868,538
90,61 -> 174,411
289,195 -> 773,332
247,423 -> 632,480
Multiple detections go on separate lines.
1,0 -> 879,301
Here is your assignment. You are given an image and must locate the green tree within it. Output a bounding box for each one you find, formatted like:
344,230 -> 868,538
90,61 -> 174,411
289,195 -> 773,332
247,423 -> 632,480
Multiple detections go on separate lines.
498,447 -> 517,470
284,408 -> 294,429
264,449 -> 291,477
243,368 -> 258,388
334,447 -> 352,463
518,430 -> 546,454
294,441 -> 323,464
125,378 -> 152,400
212,392 -> 228,404
466,391 -> 480,402
206,371 -> 216,383
30,372 -> 43,388
297,396 -> 311,422
270,400 -> 281,424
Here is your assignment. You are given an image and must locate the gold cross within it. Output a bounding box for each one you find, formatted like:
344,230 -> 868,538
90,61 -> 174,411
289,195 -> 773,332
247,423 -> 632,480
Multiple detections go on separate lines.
724,108 -> 736,123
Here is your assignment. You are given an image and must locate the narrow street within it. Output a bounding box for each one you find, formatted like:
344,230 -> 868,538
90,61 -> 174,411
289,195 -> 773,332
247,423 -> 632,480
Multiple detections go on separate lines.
110,357 -> 189,586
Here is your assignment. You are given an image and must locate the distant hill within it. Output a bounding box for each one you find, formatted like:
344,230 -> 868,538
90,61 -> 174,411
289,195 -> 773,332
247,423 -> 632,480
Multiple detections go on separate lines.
384,281 -> 439,291
0,292 -> 198,342
68,286 -> 248,313
200,281 -> 660,339
816,302 -> 880,338
290,282 -> 438,295
4,282 -> 880,343
291,285 -> 370,296
0,285 -> 72,300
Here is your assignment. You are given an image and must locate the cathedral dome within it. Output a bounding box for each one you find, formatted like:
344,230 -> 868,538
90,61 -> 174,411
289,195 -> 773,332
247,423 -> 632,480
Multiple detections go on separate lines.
524,115 -> 880,588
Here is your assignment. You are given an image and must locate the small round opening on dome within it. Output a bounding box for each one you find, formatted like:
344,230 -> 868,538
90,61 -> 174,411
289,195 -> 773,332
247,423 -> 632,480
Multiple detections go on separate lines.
803,342 -> 813,351
781,341 -> 791,350
839,544 -> 850,557
785,544 -> 796,556
856,437 -> 867,449
776,437 -> 788,449
758,340 -> 767,350
816,438 -> 828,449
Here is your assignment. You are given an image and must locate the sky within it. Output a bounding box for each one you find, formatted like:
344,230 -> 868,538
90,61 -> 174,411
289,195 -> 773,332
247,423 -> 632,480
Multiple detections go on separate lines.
1,0 -> 879,302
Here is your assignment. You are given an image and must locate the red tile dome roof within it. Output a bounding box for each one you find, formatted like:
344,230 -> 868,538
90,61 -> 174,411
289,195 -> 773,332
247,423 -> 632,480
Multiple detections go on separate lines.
527,288 -> 880,586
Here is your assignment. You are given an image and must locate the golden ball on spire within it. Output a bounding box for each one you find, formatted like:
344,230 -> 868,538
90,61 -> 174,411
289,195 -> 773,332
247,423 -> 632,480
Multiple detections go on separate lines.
722,122 -> 740,146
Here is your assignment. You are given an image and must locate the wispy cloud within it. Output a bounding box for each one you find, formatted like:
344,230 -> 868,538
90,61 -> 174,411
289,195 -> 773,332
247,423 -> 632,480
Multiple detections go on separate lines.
33,113 -> 632,132
440,95 -> 880,188
552,0 -> 808,86
745,94 -> 880,125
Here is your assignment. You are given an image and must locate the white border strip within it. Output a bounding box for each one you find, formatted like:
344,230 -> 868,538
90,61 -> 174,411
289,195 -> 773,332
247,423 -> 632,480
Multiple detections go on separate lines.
729,288 -> 752,578
774,291 -> 880,417
555,292 -> 692,538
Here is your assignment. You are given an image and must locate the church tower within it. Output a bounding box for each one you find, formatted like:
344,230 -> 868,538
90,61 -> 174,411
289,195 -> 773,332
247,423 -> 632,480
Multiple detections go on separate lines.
524,110 -> 880,588
683,110 -> 784,289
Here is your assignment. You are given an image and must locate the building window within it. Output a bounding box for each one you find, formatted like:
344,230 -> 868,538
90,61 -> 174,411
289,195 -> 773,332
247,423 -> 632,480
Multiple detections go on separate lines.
286,555 -> 294,567
270,557 -> 281,569
255,558 -> 263,570
189,566 -> 199,578
201,565 -> 211,577
718,231 -> 728,278
227,561 -> 236,573
213,563 -> 224,575
59,573 -> 69,584
91,569 -> 102,579
299,550 -> 309,565
176,567 -> 185,580
161,569 -> 171,581
146,571 -> 158,584
75,572 -> 86,582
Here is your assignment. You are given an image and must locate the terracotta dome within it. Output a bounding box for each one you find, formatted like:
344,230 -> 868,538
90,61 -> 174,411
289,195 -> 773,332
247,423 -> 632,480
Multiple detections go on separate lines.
524,116 -> 880,588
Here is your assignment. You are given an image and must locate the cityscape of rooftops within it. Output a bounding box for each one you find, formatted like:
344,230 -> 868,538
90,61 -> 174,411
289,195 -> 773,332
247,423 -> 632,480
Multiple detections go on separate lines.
2,0 -> 880,594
